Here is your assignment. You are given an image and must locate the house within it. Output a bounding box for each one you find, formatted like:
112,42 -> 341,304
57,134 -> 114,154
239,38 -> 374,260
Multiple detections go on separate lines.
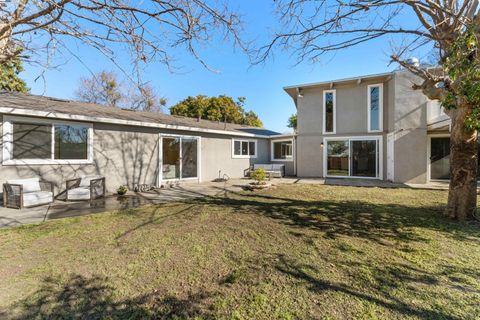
0,92 -> 295,193
284,69 -> 468,184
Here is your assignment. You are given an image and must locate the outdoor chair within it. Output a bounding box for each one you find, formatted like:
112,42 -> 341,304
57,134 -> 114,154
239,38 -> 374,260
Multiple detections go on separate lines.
3,177 -> 54,209
65,176 -> 106,201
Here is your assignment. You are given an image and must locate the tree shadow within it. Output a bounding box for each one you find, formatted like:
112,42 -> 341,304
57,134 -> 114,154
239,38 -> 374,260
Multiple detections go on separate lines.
273,255 -> 468,320
190,190 -> 479,246
1,274 -> 214,320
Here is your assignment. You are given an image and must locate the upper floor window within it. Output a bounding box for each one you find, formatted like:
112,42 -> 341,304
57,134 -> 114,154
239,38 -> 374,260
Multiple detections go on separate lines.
368,84 -> 383,132
3,116 -> 93,165
232,139 -> 256,158
271,140 -> 293,161
323,90 -> 336,134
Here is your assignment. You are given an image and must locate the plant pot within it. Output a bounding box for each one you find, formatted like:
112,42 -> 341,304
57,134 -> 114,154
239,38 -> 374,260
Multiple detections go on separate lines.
117,191 -> 127,196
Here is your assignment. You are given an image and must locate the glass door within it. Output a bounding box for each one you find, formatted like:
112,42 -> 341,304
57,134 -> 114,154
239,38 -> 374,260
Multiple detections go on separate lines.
430,137 -> 450,180
162,137 -> 180,180
161,136 -> 198,181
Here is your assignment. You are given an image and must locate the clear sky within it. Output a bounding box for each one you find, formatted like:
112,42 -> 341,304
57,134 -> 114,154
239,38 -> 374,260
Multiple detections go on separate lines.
20,1 -> 416,133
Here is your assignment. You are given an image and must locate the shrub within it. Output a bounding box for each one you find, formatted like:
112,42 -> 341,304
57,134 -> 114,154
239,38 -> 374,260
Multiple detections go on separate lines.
251,168 -> 266,184
117,185 -> 128,195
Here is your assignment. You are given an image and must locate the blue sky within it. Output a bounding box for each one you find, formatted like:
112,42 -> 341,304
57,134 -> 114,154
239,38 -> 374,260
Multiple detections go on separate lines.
20,1 -> 417,133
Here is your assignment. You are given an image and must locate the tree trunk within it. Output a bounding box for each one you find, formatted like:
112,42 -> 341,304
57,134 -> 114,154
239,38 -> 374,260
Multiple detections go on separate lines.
446,106 -> 478,220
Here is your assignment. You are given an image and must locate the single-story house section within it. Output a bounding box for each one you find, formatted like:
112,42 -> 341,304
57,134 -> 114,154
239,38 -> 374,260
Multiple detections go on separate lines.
0,92 -> 295,193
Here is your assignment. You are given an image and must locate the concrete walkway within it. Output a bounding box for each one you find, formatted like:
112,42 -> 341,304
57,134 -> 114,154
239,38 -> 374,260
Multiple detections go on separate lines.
0,177 -> 453,228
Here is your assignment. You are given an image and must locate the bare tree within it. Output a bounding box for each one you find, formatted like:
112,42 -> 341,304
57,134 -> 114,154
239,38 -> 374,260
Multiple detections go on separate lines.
128,84 -> 166,112
75,70 -> 123,107
259,0 -> 480,220
0,1 -> 245,75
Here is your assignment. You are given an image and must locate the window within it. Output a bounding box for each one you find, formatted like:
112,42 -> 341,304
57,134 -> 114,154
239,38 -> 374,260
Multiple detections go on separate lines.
368,84 -> 383,132
323,90 -> 336,134
272,140 -> 293,161
3,116 -> 92,165
325,137 -> 381,179
232,139 -> 257,158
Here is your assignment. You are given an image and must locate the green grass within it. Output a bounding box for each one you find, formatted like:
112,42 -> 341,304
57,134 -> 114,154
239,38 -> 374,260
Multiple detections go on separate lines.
0,184 -> 479,319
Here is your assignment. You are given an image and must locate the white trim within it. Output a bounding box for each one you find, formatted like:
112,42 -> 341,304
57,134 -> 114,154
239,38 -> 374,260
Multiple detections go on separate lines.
427,133 -> 450,182
159,133 -> 201,185
270,139 -> 294,162
367,83 -> 383,133
231,138 -> 258,159
0,107 -> 271,138
2,115 -> 94,166
323,135 -> 383,180
322,89 -> 336,134
283,71 -> 393,90
269,133 -> 296,139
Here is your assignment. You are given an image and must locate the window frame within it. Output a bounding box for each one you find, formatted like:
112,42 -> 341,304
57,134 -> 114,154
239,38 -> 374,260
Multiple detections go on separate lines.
231,138 -> 257,159
367,83 -> 383,133
323,136 -> 383,180
2,115 -> 94,165
271,139 -> 294,162
322,89 -> 336,134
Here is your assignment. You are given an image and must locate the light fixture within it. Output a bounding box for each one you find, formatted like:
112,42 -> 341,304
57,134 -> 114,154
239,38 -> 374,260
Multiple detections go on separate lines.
320,142 -> 324,148
296,87 -> 304,98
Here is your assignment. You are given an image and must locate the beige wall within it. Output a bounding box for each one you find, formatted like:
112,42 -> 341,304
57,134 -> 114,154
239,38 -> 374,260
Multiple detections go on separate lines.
0,116 -> 272,194
391,71 -> 429,184
296,76 -> 393,178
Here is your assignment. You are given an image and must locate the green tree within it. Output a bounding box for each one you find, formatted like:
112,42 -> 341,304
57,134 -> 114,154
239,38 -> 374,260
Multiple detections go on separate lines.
0,55 -> 28,92
170,95 -> 263,127
287,113 -> 297,132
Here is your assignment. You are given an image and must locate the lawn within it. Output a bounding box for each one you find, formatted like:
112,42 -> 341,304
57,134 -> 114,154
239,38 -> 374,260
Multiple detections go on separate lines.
0,184 -> 479,319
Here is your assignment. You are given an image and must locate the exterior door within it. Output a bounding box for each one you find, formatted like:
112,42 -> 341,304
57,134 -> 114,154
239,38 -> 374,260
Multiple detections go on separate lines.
161,136 -> 199,181
430,137 -> 450,180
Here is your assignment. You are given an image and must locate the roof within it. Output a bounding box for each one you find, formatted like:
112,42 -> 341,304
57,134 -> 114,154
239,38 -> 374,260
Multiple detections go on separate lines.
0,91 -> 280,138
283,71 -> 394,107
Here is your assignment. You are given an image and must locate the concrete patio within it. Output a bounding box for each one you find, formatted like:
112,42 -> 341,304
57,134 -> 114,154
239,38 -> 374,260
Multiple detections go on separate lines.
0,177 -> 454,228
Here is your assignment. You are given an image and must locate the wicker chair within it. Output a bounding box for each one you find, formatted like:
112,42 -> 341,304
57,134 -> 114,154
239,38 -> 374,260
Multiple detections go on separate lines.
3,178 -> 54,209
65,176 -> 106,201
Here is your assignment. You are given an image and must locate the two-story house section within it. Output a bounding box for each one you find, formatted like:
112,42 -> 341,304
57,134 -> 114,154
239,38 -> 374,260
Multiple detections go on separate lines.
284,69 -> 457,185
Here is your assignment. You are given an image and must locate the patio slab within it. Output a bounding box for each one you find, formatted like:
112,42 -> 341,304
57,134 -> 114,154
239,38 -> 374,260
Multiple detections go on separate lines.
0,181 -> 247,229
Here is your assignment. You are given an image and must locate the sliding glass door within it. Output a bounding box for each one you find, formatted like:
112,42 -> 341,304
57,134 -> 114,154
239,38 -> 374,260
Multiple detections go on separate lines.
161,136 -> 199,181
326,137 -> 380,179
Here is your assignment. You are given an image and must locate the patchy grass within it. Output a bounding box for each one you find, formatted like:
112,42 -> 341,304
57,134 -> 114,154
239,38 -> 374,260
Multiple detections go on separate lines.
0,184 -> 479,319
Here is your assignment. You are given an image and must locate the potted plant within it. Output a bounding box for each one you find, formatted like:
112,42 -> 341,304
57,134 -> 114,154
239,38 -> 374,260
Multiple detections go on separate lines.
249,168 -> 270,189
117,185 -> 128,196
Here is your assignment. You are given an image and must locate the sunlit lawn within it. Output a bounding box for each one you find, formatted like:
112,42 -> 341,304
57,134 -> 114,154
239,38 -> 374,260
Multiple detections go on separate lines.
0,184 -> 479,319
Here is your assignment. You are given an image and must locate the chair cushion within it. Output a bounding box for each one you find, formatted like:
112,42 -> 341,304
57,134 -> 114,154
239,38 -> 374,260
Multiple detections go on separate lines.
67,187 -> 91,200
7,178 -> 41,193
23,191 -> 53,207
79,176 -> 103,187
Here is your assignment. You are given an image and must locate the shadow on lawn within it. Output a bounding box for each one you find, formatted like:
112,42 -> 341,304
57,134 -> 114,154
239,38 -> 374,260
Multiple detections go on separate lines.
2,274 -> 214,320
191,189 -> 479,246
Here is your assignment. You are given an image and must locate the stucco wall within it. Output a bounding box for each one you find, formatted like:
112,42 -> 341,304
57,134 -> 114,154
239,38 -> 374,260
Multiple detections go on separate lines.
0,115 -> 271,194
295,76 -> 393,179
392,71 -> 429,184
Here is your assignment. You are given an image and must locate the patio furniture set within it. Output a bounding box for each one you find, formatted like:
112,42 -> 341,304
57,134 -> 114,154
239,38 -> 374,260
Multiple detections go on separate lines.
2,176 -> 105,209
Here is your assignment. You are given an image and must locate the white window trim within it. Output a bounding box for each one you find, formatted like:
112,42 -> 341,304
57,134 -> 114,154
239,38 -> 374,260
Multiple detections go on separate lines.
322,89 -> 336,134
2,115 -> 94,166
323,135 -> 383,180
158,133 -> 202,186
232,138 -> 257,159
367,84 -> 383,133
271,139 -> 294,162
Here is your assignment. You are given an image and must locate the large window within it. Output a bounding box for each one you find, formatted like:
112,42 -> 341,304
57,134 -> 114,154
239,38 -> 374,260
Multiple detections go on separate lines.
323,90 -> 336,134
3,116 -> 92,164
272,140 -> 293,161
232,139 -> 257,158
368,84 -> 383,132
325,137 -> 381,178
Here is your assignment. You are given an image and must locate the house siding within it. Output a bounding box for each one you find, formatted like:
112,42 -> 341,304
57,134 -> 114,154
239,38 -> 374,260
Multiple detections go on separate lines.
0,116 -> 271,193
